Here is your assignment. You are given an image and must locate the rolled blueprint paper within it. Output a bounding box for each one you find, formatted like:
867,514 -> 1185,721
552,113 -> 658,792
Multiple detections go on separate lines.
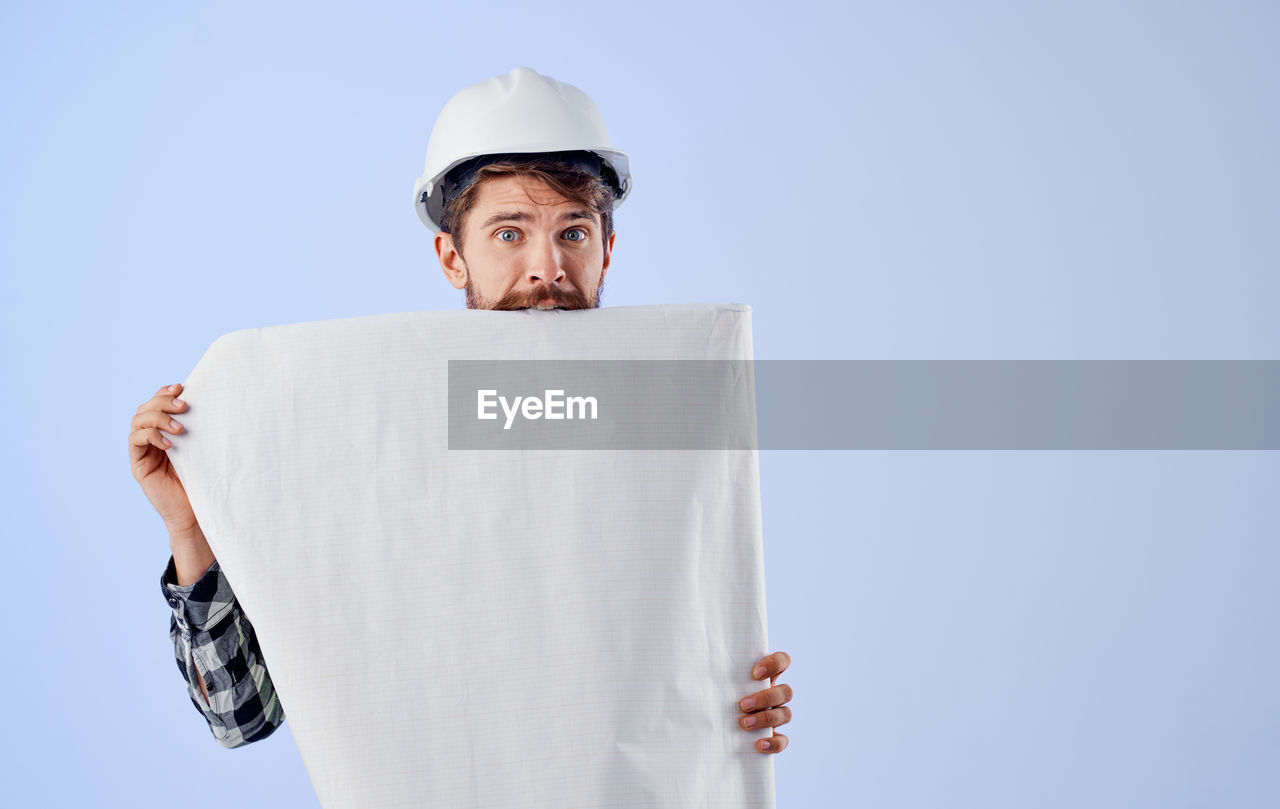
166,303 -> 774,809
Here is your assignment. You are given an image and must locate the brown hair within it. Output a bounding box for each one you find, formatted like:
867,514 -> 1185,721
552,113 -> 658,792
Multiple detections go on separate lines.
439,158 -> 616,258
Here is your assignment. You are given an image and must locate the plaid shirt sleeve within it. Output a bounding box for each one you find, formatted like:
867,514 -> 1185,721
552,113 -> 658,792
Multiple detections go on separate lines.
161,554 -> 286,748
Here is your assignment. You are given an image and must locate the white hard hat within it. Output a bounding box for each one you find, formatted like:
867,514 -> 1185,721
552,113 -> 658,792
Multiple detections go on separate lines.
412,66 -> 632,233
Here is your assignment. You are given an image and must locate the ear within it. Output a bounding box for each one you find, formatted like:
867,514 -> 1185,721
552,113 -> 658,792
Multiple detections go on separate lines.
600,230 -> 616,282
436,231 -> 468,290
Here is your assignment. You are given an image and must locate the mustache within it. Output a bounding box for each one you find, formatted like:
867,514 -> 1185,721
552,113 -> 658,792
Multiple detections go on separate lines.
489,283 -> 594,311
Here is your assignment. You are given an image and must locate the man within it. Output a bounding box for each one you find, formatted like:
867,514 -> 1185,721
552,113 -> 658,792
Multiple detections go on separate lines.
129,67 -> 794,755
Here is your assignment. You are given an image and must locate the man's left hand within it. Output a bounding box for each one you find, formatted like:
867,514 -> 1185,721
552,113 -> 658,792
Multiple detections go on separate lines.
738,651 -> 792,753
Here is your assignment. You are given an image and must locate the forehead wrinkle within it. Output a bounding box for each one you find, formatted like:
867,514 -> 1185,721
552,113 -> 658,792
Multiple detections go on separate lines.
479,209 -> 599,230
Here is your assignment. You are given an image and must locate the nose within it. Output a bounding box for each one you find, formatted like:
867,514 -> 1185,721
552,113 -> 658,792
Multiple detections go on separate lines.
525,234 -> 567,287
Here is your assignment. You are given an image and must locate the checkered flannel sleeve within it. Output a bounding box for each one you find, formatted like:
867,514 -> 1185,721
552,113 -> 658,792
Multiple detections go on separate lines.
161,554 -> 286,748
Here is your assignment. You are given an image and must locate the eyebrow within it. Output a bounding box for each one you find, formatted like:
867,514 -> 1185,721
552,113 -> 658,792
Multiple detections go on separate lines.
479,210 -> 599,229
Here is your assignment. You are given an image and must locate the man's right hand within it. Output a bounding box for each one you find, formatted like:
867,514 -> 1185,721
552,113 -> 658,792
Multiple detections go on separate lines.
130,382 -> 199,536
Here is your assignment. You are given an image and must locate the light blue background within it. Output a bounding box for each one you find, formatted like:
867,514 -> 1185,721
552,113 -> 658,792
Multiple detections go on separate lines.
2,1 -> 1277,806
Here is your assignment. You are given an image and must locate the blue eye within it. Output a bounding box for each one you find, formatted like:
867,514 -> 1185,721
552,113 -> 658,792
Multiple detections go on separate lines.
564,228 -> 588,242
498,229 -> 518,242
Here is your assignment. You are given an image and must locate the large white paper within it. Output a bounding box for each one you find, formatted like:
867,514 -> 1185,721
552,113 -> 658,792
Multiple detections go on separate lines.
167,303 -> 774,809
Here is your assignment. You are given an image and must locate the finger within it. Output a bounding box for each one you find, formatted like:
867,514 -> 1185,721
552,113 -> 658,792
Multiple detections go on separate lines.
136,384 -> 186,415
128,426 -> 172,451
132,387 -> 187,422
740,682 -> 794,712
740,706 -> 791,730
131,408 -> 185,435
752,650 -> 791,681
758,733 -> 788,754
137,393 -> 186,415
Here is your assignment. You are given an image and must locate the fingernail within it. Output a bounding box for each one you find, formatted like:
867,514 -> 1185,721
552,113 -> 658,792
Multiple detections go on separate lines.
170,385 -> 179,391
741,698 -> 755,711
759,740 -> 770,750
743,716 -> 757,728
753,667 -> 766,679
161,437 -> 171,447
170,420 -> 181,430
173,398 -> 185,407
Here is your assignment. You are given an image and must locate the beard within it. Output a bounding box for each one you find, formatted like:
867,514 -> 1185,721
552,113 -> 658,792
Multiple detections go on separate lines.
465,277 -> 603,310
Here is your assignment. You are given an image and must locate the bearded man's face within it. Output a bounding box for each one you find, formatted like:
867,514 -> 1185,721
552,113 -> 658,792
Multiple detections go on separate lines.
434,173 -> 614,310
